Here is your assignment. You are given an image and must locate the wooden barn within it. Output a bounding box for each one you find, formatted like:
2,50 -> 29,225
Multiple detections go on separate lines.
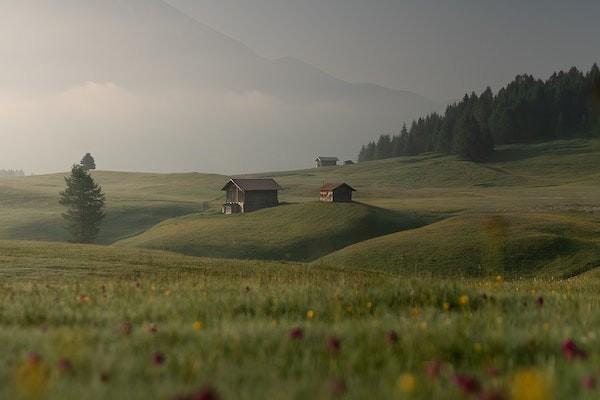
320,183 -> 356,203
315,156 -> 339,168
221,178 -> 282,214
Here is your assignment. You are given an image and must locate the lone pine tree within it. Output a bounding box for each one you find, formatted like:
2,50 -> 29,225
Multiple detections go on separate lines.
59,164 -> 106,243
80,153 -> 96,171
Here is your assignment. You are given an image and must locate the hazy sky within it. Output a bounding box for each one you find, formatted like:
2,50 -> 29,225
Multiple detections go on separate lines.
167,0 -> 600,100
1,0 -> 598,175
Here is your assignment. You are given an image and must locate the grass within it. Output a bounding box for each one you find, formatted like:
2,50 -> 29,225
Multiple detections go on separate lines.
1,139 -> 600,398
0,241 -> 598,399
316,213 -> 600,278
117,202 -> 433,261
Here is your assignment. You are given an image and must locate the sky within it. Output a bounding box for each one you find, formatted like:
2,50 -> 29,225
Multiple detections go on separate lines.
0,0 -> 599,175
167,0 -> 600,100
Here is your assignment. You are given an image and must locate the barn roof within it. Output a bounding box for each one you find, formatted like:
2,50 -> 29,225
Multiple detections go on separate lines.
222,178 -> 283,192
315,156 -> 339,162
320,182 -> 356,192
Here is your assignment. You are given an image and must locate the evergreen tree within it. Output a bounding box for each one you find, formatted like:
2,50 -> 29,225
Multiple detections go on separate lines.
453,115 -> 494,162
59,164 -> 106,243
80,153 -> 97,171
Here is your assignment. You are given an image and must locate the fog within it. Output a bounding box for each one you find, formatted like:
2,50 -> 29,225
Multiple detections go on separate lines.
0,0 -> 597,174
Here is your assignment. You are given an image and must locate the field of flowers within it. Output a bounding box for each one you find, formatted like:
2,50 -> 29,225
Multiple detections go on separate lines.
0,244 -> 598,400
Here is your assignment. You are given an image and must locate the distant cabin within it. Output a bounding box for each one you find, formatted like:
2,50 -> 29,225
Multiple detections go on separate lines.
315,156 -> 339,168
320,183 -> 356,203
222,178 -> 282,214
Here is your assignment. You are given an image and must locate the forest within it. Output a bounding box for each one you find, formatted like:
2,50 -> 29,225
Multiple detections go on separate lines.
358,64 -> 600,162
0,169 -> 25,177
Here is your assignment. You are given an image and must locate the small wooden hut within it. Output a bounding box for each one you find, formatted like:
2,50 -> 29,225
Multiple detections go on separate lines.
319,183 -> 356,203
221,178 -> 282,214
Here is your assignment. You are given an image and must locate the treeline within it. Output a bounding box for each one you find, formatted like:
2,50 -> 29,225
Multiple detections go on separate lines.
0,169 -> 25,177
359,64 -> 600,162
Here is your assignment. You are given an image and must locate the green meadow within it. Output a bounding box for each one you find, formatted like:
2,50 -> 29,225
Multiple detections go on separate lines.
0,138 -> 599,399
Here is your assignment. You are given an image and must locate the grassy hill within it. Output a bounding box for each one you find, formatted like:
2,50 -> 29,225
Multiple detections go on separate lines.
1,138 -> 599,274
0,171 -> 226,244
117,202 -> 431,261
316,212 -> 600,278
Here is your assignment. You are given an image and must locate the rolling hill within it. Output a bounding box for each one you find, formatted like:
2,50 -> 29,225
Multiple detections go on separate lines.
1,138 -> 599,277
315,213 -> 600,278
117,202 -> 431,261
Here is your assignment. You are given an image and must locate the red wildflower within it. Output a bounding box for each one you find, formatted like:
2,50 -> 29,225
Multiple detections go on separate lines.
152,352 -> 166,366
452,373 -> 481,395
478,389 -> 507,400
57,358 -> 73,373
331,378 -> 347,397
174,386 -> 220,400
536,297 -> 544,306
562,339 -> 588,360
582,375 -> 597,390
148,324 -> 158,334
425,360 -> 443,380
327,337 -> 342,354
289,327 -> 304,340
387,330 -> 399,345
27,352 -> 42,366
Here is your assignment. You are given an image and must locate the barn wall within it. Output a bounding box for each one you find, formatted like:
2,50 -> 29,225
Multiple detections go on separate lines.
243,190 -> 279,212
332,188 -> 353,202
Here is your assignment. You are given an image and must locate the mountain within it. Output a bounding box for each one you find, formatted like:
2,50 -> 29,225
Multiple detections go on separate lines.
0,0 -> 439,173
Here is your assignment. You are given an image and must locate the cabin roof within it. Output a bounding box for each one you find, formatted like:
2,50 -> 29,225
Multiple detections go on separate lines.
320,182 -> 356,192
315,156 -> 339,162
222,178 -> 283,192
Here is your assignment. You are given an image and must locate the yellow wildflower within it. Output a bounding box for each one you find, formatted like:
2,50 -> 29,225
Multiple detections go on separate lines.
306,310 -> 316,320
511,369 -> 552,400
458,295 -> 470,306
193,321 -> 203,331
398,373 -> 417,393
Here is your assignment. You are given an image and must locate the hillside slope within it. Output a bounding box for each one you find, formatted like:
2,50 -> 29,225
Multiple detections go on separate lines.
315,213 -> 600,278
117,202 -> 431,261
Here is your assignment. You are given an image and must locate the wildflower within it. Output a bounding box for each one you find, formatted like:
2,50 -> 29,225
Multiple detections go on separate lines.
561,339 -> 588,360
458,295 -> 470,306
289,327 -> 304,340
174,385 -> 220,400
425,360 -> 443,380
581,375 -> 597,390
511,369 -> 551,400
366,302 -> 373,310
409,307 -> 421,317
387,330 -> 399,345
327,337 -> 341,354
100,372 -> 110,383
398,373 -> 417,393
331,378 -> 347,397
57,357 -> 73,373
452,373 -> 481,395
78,294 -> 91,303
193,321 -> 203,331
536,297 -> 544,307
495,275 -> 503,283
152,352 -> 166,366
479,389 -> 507,400
15,353 -> 51,398
306,310 -> 316,320
120,322 -> 133,335
148,324 -> 158,335
442,302 -> 451,311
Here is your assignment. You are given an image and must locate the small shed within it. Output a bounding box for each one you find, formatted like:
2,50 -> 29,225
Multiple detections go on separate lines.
222,178 -> 282,214
320,183 -> 356,203
315,156 -> 339,168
